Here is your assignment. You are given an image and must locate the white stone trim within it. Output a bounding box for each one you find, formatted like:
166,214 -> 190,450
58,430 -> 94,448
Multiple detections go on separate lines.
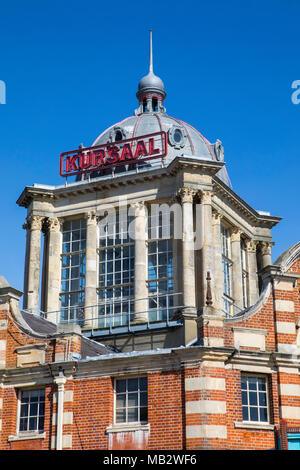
275,300 -> 294,313
8,432 -> 46,442
186,424 -> 227,439
280,383 -> 300,396
52,411 -> 73,425
186,400 -> 226,414
281,406 -> 300,420
234,422 -> 274,431
106,423 -> 150,434
185,377 -> 226,391
276,322 -> 296,335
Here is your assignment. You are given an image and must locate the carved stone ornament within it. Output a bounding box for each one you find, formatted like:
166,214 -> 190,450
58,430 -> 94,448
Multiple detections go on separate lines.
245,239 -> 258,253
231,227 -> 243,242
24,215 -> 44,231
200,190 -> 213,205
48,217 -> 63,232
259,241 -> 273,256
213,139 -> 224,162
177,187 -> 196,204
86,211 -> 97,225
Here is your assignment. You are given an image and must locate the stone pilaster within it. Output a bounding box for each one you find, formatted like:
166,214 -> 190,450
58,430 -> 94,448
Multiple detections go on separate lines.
245,239 -> 259,306
199,190 -> 214,309
23,215 -> 44,313
178,187 -> 196,314
212,210 -> 224,312
45,217 -> 63,323
231,228 -> 244,310
259,241 -> 273,268
133,202 -> 148,323
84,211 -> 98,328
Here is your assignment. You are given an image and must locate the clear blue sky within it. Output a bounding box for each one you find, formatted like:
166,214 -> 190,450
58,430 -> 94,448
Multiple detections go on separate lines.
0,0 -> 299,291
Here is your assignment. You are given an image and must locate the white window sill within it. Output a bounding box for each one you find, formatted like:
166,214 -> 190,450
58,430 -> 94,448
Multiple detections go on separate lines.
234,421 -> 274,431
8,432 -> 46,442
106,423 -> 150,434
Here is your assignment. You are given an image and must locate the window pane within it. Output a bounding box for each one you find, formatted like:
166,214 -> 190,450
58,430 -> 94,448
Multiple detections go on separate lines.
128,393 -> 138,407
249,392 -> 257,406
116,409 -> 126,423
242,406 -> 248,421
128,378 -> 138,392
128,407 -> 138,422
116,380 -> 126,393
259,407 -> 268,422
250,407 -> 258,421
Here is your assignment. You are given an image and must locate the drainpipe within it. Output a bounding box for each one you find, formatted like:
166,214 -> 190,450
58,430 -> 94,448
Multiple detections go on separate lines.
54,369 -> 66,450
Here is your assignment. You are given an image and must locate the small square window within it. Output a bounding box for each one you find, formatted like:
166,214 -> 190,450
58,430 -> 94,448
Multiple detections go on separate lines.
241,375 -> 269,424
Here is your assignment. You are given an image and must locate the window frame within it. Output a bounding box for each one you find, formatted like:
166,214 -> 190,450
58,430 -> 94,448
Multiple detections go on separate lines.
113,376 -> 148,426
16,388 -> 46,435
221,223 -> 234,315
97,210 -> 135,327
60,218 -> 87,322
241,374 -> 270,425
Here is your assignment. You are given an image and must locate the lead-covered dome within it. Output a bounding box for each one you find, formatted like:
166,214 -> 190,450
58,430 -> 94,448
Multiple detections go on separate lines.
78,30 -> 230,186
92,113 -> 229,185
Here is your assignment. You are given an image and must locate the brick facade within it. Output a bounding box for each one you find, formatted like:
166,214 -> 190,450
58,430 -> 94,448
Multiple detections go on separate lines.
0,249 -> 299,450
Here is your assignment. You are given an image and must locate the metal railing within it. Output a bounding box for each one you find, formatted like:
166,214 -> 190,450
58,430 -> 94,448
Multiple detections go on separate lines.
26,292 -> 184,335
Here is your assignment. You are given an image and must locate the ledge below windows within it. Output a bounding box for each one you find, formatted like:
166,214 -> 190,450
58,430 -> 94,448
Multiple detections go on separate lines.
234,422 -> 275,431
106,423 -> 150,434
8,432 -> 46,442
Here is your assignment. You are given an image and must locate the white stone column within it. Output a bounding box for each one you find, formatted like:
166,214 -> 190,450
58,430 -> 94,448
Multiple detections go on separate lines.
246,239 -> 259,305
23,215 -> 44,314
84,212 -> 98,328
180,188 -> 196,313
212,210 -> 223,312
54,373 -> 67,450
231,228 -> 244,310
260,241 -> 272,268
46,218 -> 62,323
199,190 -> 215,308
133,202 -> 148,323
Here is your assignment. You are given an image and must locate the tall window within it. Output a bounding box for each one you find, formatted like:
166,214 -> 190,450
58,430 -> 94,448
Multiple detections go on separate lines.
241,239 -> 249,309
60,219 -> 86,322
241,375 -> 269,423
98,210 -> 135,327
221,224 -> 233,315
147,207 -> 174,322
115,377 -> 148,424
18,389 -> 45,433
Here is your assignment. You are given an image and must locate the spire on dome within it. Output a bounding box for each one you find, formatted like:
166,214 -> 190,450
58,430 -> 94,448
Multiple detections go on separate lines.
135,30 -> 166,115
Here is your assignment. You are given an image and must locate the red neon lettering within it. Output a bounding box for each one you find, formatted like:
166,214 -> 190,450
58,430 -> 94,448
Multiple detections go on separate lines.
66,154 -> 79,172
148,138 -> 160,155
79,151 -> 93,169
93,149 -> 106,166
120,143 -> 134,161
106,145 -> 120,164
134,140 -> 148,158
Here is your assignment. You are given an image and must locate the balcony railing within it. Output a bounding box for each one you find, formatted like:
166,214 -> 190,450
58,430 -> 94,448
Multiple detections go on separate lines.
28,292 -> 184,336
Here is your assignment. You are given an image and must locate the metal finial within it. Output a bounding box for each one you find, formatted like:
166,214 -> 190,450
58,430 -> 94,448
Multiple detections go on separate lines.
149,29 -> 153,74
206,271 -> 213,306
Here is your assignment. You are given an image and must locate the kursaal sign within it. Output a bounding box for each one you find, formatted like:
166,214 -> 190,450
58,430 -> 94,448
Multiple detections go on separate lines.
59,131 -> 168,177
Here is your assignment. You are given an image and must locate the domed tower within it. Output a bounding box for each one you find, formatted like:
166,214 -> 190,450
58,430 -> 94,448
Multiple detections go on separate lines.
17,32 -> 281,352
83,30 -> 229,185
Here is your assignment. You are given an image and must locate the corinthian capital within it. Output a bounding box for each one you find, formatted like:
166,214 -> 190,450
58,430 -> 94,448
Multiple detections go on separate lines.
48,217 -> 63,232
245,239 -> 258,253
259,241 -> 274,256
85,211 -> 97,225
24,215 -> 44,231
177,187 -> 196,204
200,190 -> 213,205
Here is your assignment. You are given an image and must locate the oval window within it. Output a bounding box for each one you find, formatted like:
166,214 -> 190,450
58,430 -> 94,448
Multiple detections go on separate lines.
173,129 -> 182,143
115,130 -> 123,141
